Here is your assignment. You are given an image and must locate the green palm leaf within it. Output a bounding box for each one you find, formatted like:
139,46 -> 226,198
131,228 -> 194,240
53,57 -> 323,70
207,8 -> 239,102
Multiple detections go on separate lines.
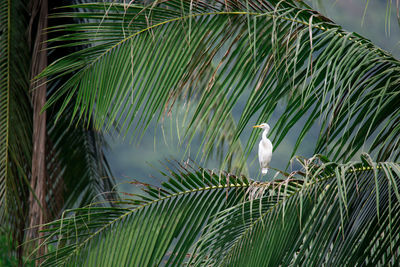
43,1 -> 118,215
35,156 -> 400,266
0,1 -> 117,259
34,162 -> 254,266
38,1 -> 400,172
46,107 -> 116,211
191,156 -> 400,266
0,0 -> 33,252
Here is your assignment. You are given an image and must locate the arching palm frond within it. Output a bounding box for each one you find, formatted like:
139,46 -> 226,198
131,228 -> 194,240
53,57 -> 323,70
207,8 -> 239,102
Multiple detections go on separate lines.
33,162 -> 255,266
40,0 -> 400,172
35,156 -> 400,266
191,156 -> 400,266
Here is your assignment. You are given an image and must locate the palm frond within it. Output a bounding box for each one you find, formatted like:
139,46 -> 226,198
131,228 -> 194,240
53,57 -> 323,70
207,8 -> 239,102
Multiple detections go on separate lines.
0,0 -> 32,255
182,67 -> 249,174
42,1 -> 118,217
47,109 -> 116,211
35,156 -> 400,266
34,161 -> 255,266
1,1 -> 117,261
38,1 -> 400,172
191,155 -> 400,266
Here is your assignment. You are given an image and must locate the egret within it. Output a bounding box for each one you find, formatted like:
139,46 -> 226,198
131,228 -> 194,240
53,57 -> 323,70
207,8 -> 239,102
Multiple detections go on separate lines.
253,123 -> 273,175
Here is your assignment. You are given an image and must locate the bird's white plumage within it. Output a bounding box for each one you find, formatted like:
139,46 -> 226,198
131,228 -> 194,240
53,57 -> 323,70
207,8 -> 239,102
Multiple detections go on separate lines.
254,123 -> 273,174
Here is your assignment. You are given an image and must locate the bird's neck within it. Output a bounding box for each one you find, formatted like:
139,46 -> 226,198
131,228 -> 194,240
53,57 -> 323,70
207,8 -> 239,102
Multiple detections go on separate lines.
262,128 -> 269,142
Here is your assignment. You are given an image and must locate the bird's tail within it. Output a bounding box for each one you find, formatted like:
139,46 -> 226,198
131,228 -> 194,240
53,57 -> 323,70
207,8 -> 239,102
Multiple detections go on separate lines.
261,168 -> 268,174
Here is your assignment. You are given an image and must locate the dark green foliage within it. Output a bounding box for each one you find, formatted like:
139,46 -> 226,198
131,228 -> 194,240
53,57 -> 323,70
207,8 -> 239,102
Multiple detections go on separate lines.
41,0 -> 400,172
36,163 -> 251,266
35,157 -> 400,266
0,0 -> 116,261
10,0 -> 400,265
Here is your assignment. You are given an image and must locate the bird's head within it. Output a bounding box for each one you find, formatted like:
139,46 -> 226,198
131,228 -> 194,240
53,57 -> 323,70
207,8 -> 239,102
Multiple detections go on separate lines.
253,123 -> 270,131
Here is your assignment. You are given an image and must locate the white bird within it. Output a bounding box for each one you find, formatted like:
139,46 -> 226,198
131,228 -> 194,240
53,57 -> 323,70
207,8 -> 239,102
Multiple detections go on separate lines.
253,123 -> 273,175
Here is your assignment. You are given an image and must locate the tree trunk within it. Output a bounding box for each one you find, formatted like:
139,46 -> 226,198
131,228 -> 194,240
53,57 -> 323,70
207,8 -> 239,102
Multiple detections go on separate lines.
28,0 -> 48,263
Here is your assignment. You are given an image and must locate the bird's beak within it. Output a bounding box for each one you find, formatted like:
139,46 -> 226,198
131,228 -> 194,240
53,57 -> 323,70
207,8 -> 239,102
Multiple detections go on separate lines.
253,125 -> 262,128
